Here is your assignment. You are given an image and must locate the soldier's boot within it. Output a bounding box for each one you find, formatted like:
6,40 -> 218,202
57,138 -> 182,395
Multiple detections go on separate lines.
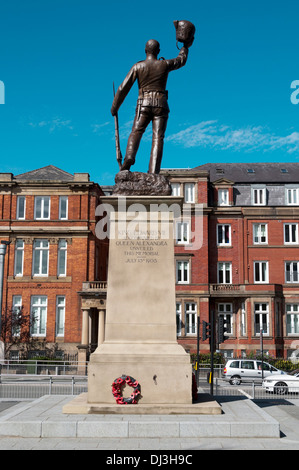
121,157 -> 135,171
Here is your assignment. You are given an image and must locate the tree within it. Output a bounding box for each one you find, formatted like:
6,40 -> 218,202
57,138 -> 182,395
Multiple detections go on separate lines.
0,306 -> 40,359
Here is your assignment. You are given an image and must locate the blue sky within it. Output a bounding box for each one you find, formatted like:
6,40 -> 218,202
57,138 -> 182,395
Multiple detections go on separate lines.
0,0 -> 299,185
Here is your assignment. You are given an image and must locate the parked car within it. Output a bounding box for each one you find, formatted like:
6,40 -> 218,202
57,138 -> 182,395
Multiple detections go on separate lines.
262,371 -> 299,394
222,359 -> 285,385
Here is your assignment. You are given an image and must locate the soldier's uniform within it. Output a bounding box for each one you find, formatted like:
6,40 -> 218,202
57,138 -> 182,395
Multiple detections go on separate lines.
111,46 -> 189,174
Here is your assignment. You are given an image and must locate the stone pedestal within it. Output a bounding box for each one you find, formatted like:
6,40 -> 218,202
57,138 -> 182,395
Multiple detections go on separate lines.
88,195 -> 192,406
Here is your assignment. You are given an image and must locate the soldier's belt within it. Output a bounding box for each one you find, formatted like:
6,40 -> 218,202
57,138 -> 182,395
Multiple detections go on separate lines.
137,90 -> 168,108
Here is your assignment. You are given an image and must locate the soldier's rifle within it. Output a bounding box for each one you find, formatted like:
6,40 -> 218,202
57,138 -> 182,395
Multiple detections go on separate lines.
113,82 -> 123,170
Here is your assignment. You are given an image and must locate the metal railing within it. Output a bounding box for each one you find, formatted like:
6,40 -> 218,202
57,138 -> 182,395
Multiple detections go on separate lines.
0,360 -> 88,376
1,361 -> 298,401
195,364 -> 299,400
202,377 -> 299,400
194,363 -> 224,379
0,374 -> 88,399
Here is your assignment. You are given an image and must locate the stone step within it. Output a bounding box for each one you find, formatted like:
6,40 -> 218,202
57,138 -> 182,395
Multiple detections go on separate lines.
0,395 -> 280,439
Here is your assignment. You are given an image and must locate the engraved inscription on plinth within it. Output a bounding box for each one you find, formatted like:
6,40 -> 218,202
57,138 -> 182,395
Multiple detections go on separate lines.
88,196 -> 192,405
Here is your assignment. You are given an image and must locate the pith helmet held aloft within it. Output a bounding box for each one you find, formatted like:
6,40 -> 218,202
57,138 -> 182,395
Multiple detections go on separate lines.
173,20 -> 195,48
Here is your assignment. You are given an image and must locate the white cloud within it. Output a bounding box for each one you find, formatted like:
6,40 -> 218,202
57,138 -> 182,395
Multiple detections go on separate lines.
166,121 -> 299,154
92,121 -> 110,135
29,118 -> 74,134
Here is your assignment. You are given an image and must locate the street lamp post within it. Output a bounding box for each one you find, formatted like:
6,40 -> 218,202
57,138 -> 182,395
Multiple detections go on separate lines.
0,241 -> 11,336
260,328 -> 264,380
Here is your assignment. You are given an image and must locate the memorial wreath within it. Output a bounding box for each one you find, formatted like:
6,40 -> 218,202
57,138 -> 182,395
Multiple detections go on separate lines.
112,374 -> 141,404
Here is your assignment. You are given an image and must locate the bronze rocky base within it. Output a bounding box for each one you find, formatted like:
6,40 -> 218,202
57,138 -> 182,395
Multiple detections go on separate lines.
113,170 -> 172,196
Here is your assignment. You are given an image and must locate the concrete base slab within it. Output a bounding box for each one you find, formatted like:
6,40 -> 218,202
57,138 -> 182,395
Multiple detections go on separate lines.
62,392 -> 222,415
0,395 -> 280,439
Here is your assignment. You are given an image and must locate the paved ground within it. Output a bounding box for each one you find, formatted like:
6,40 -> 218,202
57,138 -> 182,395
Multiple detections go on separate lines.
0,396 -> 299,450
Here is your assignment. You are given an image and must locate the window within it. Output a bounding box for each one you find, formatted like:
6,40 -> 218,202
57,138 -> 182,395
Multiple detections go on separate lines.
34,196 -> 50,220
241,360 -> 255,369
217,224 -> 231,246
217,262 -> 232,284
253,223 -> 268,244
286,304 -> 299,335
171,183 -> 181,197
254,303 -> 269,335
16,196 -> 26,219
57,239 -> 67,276
33,239 -> 49,276
240,302 -> 246,336
56,296 -> 65,336
176,260 -> 189,284
254,261 -> 269,283
229,361 -> 240,368
12,295 -> 22,336
218,303 -> 232,335
185,303 -> 197,335
59,196 -> 68,219
285,261 -> 299,283
14,239 -> 24,276
284,223 -> 298,244
12,295 -> 22,313
176,221 -> 189,244
252,187 -> 266,205
218,189 -> 229,206
31,296 -> 47,336
286,188 -> 299,205
176,303 -> 182,336
184,183 -> 195,203
257,361 -> 271,371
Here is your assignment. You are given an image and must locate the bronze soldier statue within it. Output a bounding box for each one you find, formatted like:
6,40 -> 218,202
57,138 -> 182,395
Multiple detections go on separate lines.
111,20 -> 195,174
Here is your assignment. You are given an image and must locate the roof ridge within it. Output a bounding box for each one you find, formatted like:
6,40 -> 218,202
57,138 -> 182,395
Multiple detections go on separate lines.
16,165 -> 73,178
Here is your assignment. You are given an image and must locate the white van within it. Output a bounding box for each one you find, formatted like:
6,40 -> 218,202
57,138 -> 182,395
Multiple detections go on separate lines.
223,359 -> 285,385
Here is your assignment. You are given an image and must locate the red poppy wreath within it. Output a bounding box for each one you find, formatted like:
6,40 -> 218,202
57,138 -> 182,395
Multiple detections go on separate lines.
112,375 -> 141,404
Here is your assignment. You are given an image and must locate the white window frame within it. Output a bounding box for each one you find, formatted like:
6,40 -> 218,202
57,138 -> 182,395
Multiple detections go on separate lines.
285,261 -> 299,283
176,302 -> 182,336
286,304 -> 299,335
59,196 -> 68,220
12,295 -> 22,336
57,239 -> 67,277
286,188 -> 299,205
176,221 -> 190,244
185,302 -> 197,335
284,223 -> 298,244
56,296 -> 65,337
184,183 -> 195,203
32,239 -> 49,276
254,261 -> 269,284
253,223 -> 268,244
217,224 -> 231,246
14,239 -> 24,277
30,296 -> 47,337
34,196 -> 50,220
176,260 -> 190,284
217,303 -> 233,336
218,188 -> 229,206
217,262 -> 232,284
240,302 -> 246,336
171,183 -> 181,197
254,303 -> 269,336
252,187 -> 266,206
16,196 -> 26,220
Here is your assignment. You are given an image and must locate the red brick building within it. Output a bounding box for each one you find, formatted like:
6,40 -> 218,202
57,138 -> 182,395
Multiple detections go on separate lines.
0,166 -> 108,360
1,162 -> 299,362
164,162 -> 299,359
